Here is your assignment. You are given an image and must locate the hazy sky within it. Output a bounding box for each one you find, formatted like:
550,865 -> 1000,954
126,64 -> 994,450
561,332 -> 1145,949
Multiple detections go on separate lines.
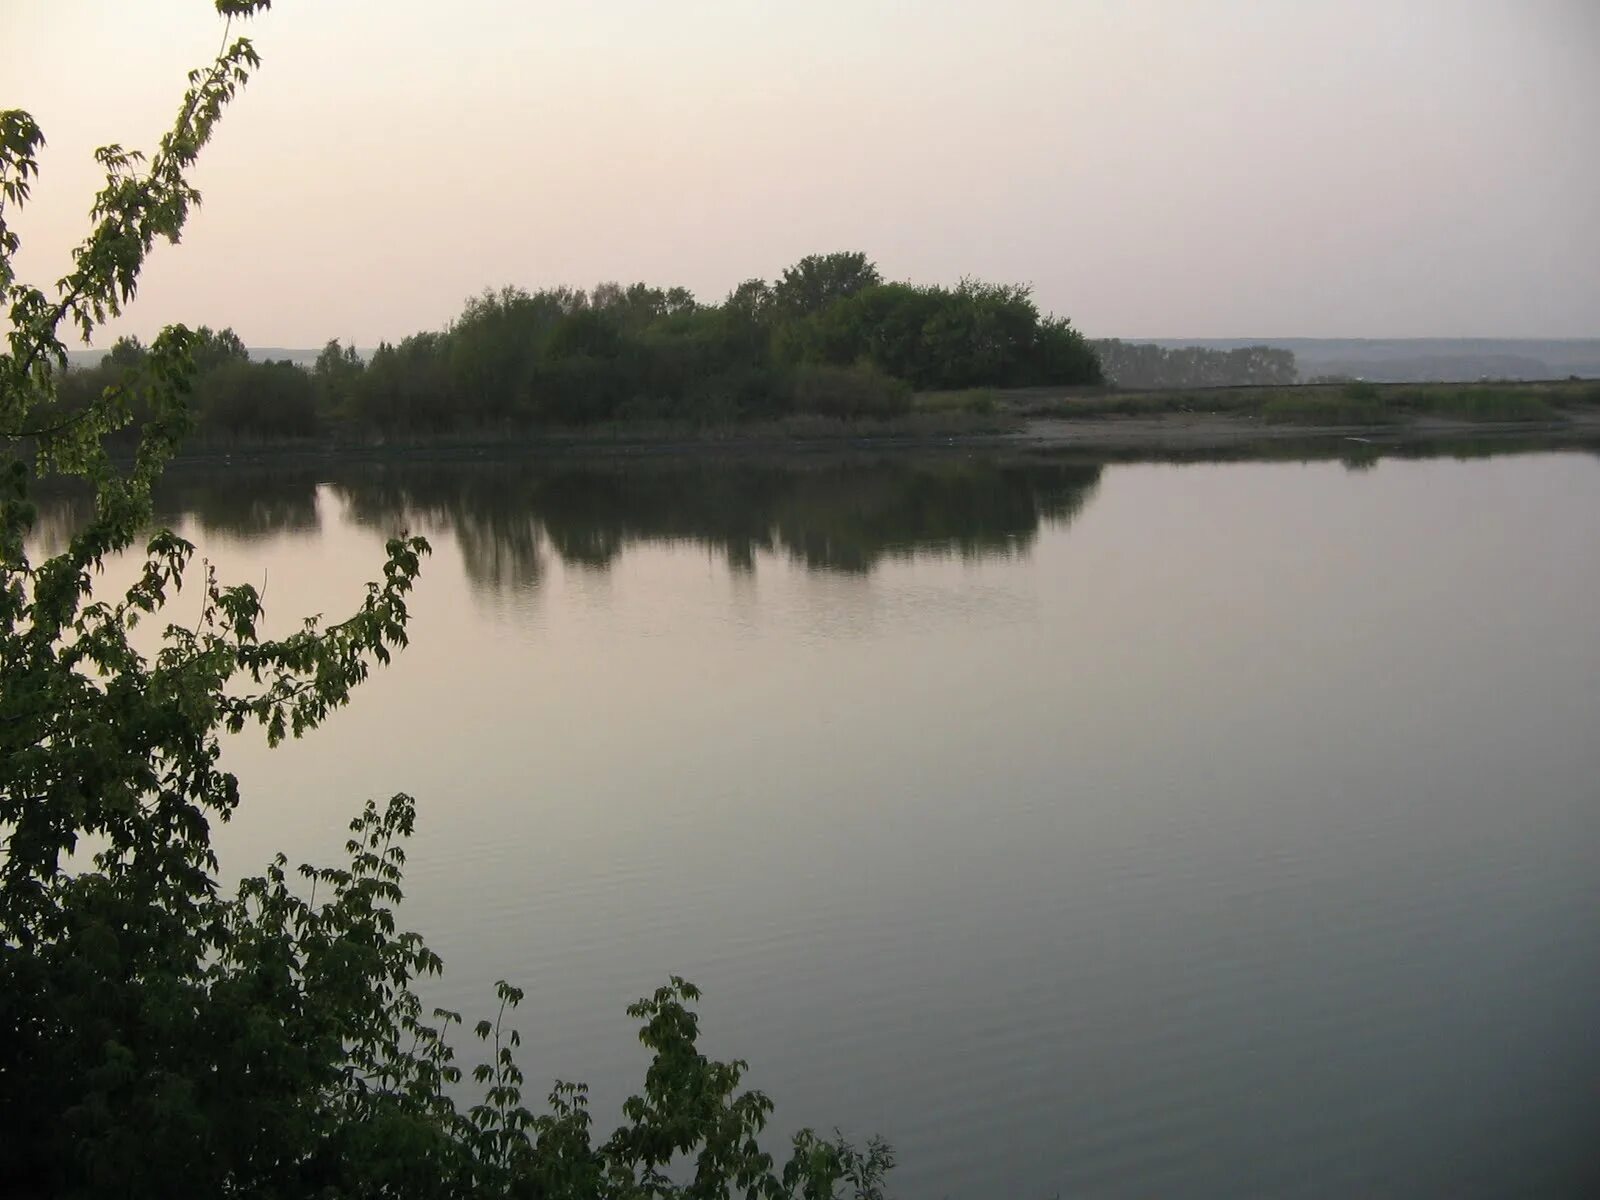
5,0 -> 1597,345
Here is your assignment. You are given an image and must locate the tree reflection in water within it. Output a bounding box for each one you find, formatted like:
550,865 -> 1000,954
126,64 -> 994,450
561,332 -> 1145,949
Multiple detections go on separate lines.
108,456 -> 1104,595
330,458 -> 1104,592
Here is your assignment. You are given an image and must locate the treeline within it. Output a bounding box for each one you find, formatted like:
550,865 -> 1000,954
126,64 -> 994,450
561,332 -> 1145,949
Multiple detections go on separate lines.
60,252 -> 1102,439
54,327 -> 322,440
1091,339 -> 1298,389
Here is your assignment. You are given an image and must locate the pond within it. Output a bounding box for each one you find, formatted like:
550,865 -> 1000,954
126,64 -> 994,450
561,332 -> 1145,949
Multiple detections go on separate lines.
42,445 -> 1600,1197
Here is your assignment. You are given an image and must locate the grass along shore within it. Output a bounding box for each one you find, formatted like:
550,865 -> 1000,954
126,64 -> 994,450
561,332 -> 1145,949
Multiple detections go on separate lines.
89,377 -> 1600,465
914,376 -> 1600,426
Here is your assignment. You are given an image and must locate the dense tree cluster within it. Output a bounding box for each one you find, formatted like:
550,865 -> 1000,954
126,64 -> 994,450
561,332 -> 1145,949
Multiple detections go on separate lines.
786,279 -> 1102,392
1091,339 -> 1298,389
63,254 -> 1102,440
55,325 -> 322,440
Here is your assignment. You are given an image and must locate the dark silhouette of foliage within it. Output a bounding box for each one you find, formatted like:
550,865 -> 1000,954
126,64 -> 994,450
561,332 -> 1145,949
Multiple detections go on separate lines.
54,326 -> 318,443
791,279 -> 1101,391
1,6 -> 889,1198
788,361 -> 911,418
191,323 -> 250,372
323,259 -> 1099,431
313,337 -> 365,421
195,356 -> 318,438
50,251 -> 1102,439
772,251 -> 882,318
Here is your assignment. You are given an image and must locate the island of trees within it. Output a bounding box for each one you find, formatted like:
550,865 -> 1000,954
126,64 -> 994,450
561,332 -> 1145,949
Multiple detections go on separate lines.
56,252 -> 1328,444
56,253 -> 1105,439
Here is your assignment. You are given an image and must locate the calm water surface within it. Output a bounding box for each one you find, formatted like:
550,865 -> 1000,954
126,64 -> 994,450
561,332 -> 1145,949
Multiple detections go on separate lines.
54,448 -> 1600,1197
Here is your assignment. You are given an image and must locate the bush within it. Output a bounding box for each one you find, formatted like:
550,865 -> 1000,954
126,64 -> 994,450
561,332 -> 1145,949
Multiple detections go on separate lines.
789,362 -> 912,419
916,388 -> 1000,415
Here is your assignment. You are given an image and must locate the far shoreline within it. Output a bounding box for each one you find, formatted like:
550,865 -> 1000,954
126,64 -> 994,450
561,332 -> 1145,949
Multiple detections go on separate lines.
144,406 -> 1600,472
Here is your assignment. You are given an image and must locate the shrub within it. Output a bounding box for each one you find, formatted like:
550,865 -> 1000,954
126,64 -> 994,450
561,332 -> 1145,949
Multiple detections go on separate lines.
789,362 -> 912,419
916,388 -> 1000,415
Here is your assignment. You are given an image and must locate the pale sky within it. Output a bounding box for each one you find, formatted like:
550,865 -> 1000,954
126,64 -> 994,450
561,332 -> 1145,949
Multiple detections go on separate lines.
4,0 -> 1597,346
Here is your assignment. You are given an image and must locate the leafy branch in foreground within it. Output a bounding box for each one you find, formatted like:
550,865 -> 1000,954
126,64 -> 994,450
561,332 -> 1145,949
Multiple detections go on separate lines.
0,2 -> 888,1197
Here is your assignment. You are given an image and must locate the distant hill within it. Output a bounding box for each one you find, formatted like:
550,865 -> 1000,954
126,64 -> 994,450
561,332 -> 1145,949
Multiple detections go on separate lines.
1142,338 -> 1600,383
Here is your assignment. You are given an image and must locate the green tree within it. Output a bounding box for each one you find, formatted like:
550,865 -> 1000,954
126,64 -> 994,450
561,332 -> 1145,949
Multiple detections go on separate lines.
313,336 -> 366,421
196,356 -> 319,439
447,289 -> 551,425
792,279 -> 1100,390
772,252 -> 882,318
356,331 -> 457,433
106,334 -> 149,368
0,5 -> 889,1197
725,278 -> 775,322
192,323 -> 251,372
